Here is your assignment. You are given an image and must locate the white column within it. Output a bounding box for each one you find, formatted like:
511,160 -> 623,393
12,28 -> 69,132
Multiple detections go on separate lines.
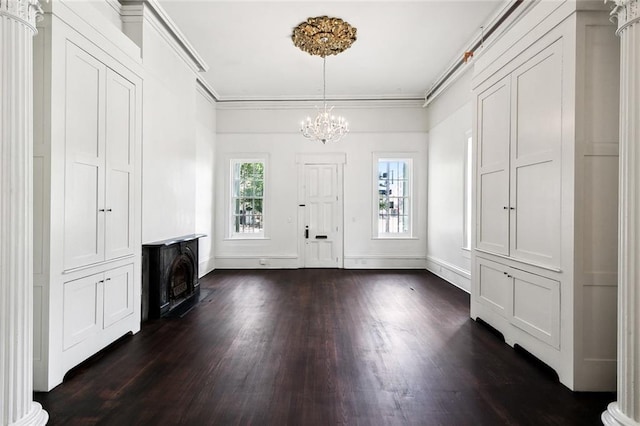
603,1 -> 640,425
0,1 -> 48,425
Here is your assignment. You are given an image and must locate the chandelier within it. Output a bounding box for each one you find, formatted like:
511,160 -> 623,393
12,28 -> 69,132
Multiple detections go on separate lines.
292,16 -> 357,144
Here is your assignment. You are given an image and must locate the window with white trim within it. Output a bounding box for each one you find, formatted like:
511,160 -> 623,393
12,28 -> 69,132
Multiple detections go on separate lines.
230,160 -> 265,237
375,157 -> 413,237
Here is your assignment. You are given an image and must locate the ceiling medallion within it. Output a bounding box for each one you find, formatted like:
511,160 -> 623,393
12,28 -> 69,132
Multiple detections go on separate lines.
292,16 -> 357,58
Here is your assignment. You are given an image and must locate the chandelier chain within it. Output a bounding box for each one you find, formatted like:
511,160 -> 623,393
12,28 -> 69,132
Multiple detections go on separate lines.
323,57 -> 327,109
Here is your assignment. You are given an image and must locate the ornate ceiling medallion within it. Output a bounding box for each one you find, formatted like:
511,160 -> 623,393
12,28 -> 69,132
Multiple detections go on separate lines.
292,16 -> 357,57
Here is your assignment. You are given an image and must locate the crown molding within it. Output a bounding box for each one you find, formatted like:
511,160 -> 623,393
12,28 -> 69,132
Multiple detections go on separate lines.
215,98 -> 425,110
424,0 -> 536,107
120,0 -> 208,72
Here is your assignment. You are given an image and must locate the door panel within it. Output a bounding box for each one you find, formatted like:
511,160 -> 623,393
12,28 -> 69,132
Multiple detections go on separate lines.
63,273 -> 103,350
64,43 -> 106,269
103,264 -> 134,328
303,164 -> 342,268
510,41 -> 562,267
476,77 -> 510,255
476,257 -> 512,317
105,69 -> 135,259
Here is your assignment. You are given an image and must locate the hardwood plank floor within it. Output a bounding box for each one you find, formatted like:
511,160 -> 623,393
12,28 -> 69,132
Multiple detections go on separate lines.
35,269 -> 613,425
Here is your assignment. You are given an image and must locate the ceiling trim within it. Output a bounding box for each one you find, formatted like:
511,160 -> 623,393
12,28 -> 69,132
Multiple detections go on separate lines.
215,95 -> 425,103
121,0 -> 209,72
196,78 -> 218,103
216,99 -> 425,110
424,0 -> 538,107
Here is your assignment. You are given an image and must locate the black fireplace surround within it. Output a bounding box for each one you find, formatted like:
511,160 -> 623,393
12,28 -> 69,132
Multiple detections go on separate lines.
142,234 -> 204,320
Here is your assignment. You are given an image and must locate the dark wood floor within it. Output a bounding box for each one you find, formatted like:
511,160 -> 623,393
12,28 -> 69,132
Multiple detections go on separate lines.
35,269 -> 614,425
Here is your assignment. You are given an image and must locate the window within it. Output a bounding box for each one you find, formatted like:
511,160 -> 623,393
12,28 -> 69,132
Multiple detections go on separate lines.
230,160 -> 265,237
376,157 -> 412,237
463,131 -> 473,250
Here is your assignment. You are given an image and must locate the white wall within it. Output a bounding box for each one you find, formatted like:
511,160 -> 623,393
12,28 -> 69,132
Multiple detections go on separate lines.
215,102 -> 428,269
137,15 -> 202,244
195,86 -> 216,276
425,69 -> 474,292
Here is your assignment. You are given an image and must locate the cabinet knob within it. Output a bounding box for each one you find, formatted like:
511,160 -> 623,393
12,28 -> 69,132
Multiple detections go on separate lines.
503,206 -> 509,210
98,209 -> 105,212
509,207 -> 515,210
106,208 -> 112,212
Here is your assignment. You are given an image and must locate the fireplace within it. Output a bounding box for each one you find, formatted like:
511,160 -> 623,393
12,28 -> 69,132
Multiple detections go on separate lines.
142,234 -> 204,320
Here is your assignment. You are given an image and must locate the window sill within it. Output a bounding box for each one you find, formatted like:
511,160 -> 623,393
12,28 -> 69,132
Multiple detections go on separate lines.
372,236 -> 418,240
224,236 -> 270,241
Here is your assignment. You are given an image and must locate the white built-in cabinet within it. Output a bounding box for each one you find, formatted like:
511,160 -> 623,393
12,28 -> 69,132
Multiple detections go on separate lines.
64,43 -> 136,270
33,9 -> 142,391
471,1 -> 620,391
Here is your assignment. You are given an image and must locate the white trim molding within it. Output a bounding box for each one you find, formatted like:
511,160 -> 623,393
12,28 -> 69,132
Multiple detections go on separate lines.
343,255 -> 427,270
120,0 -> 209,73
0,1 -> 48,424
426,256 -> 471,293
603,1 -> 640,425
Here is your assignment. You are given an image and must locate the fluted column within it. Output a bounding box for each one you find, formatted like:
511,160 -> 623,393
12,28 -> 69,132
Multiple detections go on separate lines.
603,1 -> 640,425
0,1 -> 48,425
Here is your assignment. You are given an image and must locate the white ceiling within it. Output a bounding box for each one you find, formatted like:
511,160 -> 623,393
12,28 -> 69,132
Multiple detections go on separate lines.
156,0 -> 505,102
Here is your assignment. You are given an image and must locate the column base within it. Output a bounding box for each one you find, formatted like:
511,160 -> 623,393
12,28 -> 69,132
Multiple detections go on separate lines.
9,402 -> 48,426
602,402 -> 640,426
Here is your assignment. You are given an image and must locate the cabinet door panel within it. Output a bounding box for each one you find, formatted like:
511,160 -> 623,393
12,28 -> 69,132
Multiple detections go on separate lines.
105,69 -> 135,259
478,171 -> 510,254
479,79 -> 511,169
513,160 -> 561,265
103,264 -> 134,328
476,258 -> 512,317
476,77 -> 511,255
511,269 -> 560,349
64,43 -> 106,269
63,273 -> 103,350
510,41 -> 562,267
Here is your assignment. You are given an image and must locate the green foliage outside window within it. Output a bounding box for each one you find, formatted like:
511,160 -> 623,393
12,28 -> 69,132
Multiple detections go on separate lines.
232,161 -> 264,234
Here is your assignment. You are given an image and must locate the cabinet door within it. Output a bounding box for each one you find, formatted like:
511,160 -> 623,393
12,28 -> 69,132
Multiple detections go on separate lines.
63,43 -> 106,270
104,69 -> 136,260
475,257 -> 512,318
476,77 -> 511,255
103,264 -> 135,328
510,267 -> 560,349
510,41 -> 563,267
63,272 -> 104,350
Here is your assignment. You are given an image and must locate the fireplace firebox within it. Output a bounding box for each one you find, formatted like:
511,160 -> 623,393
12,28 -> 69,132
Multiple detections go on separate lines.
142,234 -> 205,320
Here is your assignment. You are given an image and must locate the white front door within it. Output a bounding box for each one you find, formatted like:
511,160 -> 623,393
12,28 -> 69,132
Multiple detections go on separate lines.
302,163 -> 343,268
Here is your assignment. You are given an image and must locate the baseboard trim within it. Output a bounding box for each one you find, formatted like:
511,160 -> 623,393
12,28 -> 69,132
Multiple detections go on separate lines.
426,256 -> 471,293
199,257 -> 215,278
343,255 -> 427,269
214,255 -> 299,269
